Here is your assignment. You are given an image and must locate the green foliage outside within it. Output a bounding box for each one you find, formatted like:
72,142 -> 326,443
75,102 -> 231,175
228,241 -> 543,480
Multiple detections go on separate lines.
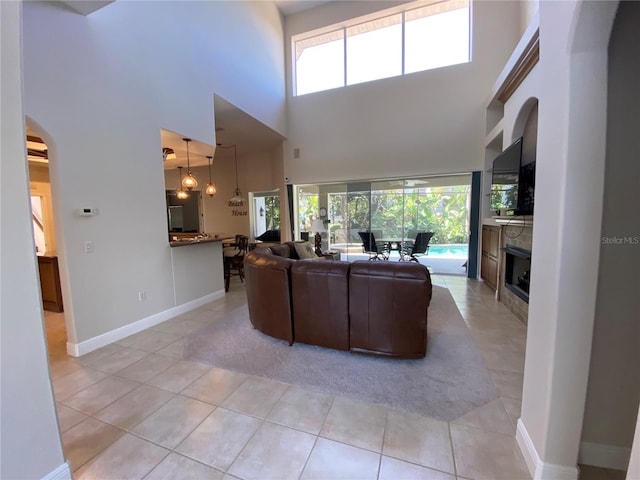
490,184 -> 518,211
264,195 -> 280,230
298,194 -> 318,232
316,185 -> 470,245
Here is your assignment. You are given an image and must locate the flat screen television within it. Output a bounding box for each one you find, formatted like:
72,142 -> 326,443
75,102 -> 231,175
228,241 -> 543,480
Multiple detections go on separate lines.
517,159 -> 536,215
491,137 -> 522,213
490,136 -> 535,215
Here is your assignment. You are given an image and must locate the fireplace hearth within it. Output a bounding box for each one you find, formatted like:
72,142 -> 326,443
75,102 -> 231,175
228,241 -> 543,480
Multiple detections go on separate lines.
504,246 -> 531,303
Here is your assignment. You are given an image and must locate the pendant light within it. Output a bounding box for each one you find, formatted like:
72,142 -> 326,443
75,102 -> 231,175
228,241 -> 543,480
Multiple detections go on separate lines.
205,155 -> 217,197
176,166 -> 189,199
181,138 -> 198,191
227,144 -> 245,207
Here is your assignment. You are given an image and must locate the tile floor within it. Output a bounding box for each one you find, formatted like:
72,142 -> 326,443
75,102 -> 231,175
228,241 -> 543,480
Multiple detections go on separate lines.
45,275 -> 535,479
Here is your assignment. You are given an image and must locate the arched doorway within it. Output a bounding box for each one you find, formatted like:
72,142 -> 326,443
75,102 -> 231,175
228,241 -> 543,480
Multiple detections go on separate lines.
25,119 -> 77,360
26,128 -> 67,361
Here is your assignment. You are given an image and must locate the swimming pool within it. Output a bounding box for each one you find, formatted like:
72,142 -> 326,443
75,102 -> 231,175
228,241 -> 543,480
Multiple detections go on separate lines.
428,244 -> 469,258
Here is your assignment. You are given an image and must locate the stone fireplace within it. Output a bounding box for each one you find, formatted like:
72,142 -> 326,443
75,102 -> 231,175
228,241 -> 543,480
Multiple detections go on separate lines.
500,223 -> 533,324
504,246 -> 531,302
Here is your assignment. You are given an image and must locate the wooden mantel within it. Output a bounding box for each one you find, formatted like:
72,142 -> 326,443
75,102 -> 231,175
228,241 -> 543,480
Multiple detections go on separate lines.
496,30 -> 540,104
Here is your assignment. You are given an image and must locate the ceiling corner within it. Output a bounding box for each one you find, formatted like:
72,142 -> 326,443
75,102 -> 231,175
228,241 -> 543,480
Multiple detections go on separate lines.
59,0 -> 114,16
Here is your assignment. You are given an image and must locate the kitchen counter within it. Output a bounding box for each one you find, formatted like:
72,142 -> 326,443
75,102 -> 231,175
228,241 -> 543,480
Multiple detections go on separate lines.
169,238 -> 225,302
169,237 -> 223,248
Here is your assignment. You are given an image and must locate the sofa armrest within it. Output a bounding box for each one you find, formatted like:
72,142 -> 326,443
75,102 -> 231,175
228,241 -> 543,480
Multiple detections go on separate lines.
244,250 -> 295,344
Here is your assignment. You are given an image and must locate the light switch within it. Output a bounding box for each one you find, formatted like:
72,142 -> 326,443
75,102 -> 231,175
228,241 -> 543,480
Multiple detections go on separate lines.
84,241 -> 94,253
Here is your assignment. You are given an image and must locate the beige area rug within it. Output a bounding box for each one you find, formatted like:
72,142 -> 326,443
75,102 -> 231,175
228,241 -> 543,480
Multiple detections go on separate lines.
184,286 -> 497,421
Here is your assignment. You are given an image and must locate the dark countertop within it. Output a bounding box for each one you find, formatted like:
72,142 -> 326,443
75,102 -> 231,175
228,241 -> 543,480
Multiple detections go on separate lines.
169,237 -> 223,248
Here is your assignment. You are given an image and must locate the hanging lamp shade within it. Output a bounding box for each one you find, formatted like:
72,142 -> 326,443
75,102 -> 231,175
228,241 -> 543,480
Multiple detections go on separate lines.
228,187 -> 245,207
181,138 -> 198,191
205,155 -> 217,197
176,166 -> 189,199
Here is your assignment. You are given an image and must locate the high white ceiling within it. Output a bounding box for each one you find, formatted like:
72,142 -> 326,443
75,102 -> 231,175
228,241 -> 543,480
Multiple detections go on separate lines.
60,0 -> 114,16
61,0 -> 331,18
274,0 -> 332,16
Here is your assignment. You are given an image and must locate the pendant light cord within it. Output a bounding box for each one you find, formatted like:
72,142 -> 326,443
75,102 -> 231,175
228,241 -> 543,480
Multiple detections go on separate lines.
218,143 -> 241,195
234,144 -> 239,192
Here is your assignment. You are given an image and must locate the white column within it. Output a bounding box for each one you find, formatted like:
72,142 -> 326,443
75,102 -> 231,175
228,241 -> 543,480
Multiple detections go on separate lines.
516,1 -> 619,478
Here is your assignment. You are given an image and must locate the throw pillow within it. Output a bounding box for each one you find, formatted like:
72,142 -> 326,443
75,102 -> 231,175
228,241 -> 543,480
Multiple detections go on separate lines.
294,241 -> 318,259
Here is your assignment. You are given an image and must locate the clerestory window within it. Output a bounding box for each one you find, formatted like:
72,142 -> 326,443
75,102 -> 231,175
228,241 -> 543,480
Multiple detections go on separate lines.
293,0 -> 470,96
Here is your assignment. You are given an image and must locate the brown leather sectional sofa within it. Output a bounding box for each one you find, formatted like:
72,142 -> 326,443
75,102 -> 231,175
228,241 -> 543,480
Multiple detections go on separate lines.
244,242 -> 433,358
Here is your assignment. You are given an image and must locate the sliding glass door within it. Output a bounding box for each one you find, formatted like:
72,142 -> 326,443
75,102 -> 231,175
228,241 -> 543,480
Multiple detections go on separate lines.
251,189 -> 280,238
295,174 -> 472,274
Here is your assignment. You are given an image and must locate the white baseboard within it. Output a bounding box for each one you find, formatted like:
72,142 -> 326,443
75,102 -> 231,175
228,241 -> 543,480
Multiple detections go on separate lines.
66,290 -> 225,356
579,441 -> 631,471
516,419 -> 579,480
42,462 -> 72,480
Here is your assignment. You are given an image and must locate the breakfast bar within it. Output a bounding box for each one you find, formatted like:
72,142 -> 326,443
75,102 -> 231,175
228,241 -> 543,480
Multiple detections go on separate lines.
169,235 -> 225,305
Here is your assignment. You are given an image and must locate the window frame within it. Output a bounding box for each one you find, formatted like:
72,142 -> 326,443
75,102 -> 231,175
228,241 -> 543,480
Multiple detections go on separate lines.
292,0 -> 471,96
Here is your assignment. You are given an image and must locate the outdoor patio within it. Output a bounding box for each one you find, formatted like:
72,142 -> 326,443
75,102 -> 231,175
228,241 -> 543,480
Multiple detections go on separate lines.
334,244 -> 469,276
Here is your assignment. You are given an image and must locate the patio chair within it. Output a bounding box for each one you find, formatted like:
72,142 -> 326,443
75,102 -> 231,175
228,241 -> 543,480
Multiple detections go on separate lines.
404,232 -> 434,262
401,229 -> 420,251
358,231 -> 390,261
224,234 -> 249,292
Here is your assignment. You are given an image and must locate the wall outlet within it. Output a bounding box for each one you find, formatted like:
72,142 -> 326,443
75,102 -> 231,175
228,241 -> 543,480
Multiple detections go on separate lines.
138,291 -> 146,302
83,240 -> 94,253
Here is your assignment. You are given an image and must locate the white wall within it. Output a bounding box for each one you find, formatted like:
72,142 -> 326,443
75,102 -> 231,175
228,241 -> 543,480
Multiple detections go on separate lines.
629,408 -> 640,480
0,1 -> 68,478
283,0 -> 522,185
520,0 -> 539,34
580,0 -> 640,466
513,1 -> 619,476
22,0 -> 286,346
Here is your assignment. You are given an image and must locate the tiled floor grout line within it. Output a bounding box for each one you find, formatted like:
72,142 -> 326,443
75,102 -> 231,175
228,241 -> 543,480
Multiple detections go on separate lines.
223,411 -> 268,477
61,349 -> 219,475
54,278 -> 532,479
376,408 -> 390,480
448,422 -> 458,478
297,433 -> 321,480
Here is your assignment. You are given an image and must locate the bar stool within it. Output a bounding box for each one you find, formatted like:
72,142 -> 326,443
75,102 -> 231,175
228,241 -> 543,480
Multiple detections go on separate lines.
223,235 -> 249,292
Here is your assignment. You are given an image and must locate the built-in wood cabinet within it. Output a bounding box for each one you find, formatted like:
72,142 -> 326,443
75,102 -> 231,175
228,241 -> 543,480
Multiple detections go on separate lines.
481,225 -> 500,290
38,255 -> 63,312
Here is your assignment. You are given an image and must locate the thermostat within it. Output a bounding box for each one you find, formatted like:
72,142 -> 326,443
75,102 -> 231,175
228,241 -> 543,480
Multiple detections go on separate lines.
77,207 -> 98,216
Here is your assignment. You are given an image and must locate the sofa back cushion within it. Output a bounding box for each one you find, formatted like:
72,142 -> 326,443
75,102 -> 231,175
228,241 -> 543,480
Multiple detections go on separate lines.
348,261 -> 432,358
291,260 -> 351,351
267,241 -> 321,260
268,243 -> 293,258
